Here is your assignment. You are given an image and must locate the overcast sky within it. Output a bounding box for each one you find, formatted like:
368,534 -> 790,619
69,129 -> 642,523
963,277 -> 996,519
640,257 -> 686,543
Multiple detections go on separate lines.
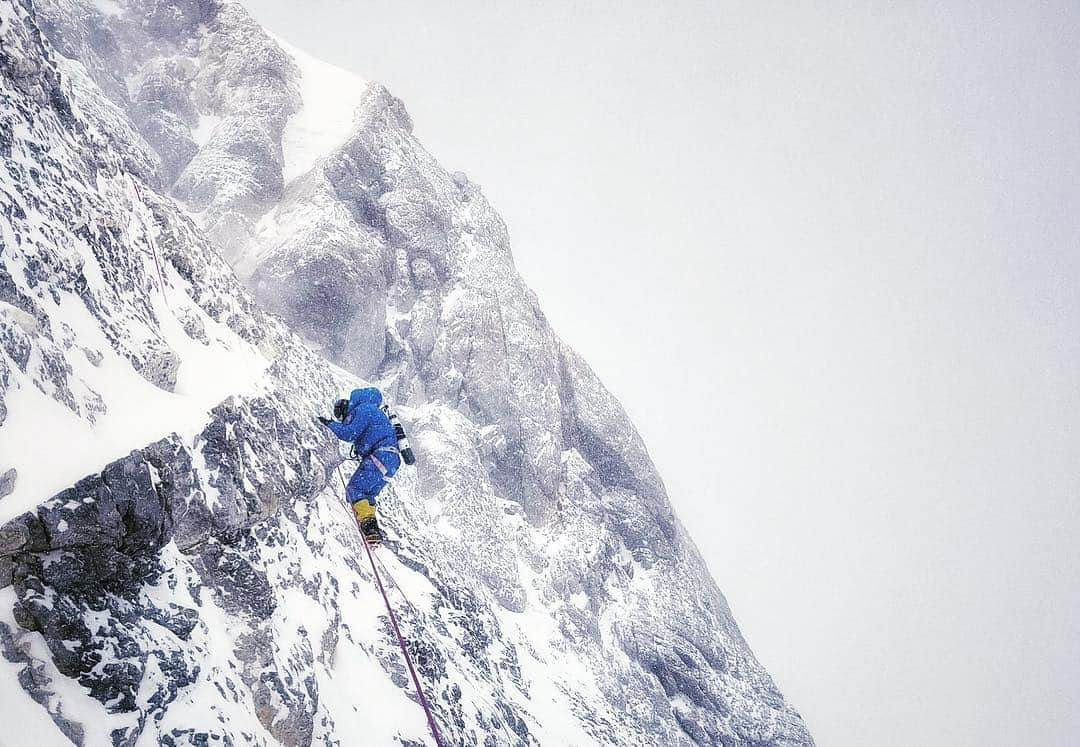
243,2 -> 1080,744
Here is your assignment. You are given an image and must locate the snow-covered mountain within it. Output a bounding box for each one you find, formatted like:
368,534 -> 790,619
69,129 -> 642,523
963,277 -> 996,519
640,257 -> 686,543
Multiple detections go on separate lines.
0,1 -> 814,744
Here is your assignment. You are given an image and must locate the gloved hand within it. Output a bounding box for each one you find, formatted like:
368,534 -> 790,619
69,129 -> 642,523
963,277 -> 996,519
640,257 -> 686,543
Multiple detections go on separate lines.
316,416 -> 331,426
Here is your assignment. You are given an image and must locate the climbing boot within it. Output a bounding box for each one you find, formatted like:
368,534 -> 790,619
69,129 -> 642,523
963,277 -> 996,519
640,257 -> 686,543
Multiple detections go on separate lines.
360,517 -> 383,545
353,500 -> 383,545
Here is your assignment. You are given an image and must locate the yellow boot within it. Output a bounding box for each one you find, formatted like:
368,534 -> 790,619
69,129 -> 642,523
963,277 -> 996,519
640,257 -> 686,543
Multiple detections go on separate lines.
352,500 -> 383,544
353,499 -> 376,522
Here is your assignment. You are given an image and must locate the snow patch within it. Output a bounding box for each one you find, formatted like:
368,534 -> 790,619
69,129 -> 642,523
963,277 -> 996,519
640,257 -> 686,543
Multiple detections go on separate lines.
0,283 -> 267,526
0,299 -> 39,334
272,35 -> 370,184
92,0 -> 122,17
189,113 -> 221,148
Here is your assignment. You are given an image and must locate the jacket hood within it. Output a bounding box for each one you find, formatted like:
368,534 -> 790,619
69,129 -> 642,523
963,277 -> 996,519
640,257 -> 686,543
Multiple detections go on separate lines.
349,387 -> 382,411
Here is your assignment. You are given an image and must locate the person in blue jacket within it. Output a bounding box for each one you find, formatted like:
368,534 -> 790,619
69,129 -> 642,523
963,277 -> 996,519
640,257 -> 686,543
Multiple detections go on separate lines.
317,387 -> 401,543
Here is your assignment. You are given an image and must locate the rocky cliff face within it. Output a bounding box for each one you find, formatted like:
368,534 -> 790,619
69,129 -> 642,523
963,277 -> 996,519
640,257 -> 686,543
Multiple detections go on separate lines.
0,1 -> 814,745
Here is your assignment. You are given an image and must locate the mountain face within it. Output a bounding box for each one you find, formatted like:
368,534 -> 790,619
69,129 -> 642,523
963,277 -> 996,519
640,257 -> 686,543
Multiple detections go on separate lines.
0,1 -> 814,745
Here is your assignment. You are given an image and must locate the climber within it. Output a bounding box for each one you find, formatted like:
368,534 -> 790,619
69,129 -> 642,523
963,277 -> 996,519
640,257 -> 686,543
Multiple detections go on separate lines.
317,387 -> 402,544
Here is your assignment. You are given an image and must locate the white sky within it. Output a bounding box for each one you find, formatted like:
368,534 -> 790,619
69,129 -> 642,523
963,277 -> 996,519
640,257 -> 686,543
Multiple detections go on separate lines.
243,2 -> 1080,744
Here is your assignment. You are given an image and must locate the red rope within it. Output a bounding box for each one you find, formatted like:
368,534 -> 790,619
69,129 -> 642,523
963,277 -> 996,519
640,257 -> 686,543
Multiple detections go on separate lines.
337,467 -> 446,747
373,552 -> 419,614
362,533 -> 446,747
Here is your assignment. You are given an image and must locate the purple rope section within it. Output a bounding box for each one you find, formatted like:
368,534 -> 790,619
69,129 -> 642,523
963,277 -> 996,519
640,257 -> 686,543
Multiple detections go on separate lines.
373,552 -> 419,614
336,467 -> 446,747
372,545 -> 528,747
361,534 -> 446,747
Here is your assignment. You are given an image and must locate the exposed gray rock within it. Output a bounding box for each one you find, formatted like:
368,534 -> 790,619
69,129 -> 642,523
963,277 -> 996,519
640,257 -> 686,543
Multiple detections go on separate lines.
56,54 -> 164,187
0,512 -> 42,555
178,307 -> 208,343
0,468 -> 15,499
81,345 -> 103,365
135,106 -> 198,185
132,337 -> 181,391
2,439 -> 214,718
0,621 -> 85,744
174,3 -> 300,259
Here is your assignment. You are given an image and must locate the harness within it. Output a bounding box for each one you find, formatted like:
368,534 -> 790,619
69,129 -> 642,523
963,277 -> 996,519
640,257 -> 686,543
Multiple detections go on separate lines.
366,445 -> 400,477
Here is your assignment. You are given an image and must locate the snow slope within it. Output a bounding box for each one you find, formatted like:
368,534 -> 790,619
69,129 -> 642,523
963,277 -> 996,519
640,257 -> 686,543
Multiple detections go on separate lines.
0,184 -> 266,524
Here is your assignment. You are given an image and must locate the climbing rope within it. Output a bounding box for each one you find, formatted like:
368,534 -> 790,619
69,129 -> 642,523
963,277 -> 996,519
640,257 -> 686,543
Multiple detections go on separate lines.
333,467 -> 524,745
368,540 -> 528,747
128,175 -> 172,313
336,466 -> 446,747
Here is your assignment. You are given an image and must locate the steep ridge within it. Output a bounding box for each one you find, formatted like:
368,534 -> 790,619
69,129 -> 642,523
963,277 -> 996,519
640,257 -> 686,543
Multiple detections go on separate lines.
0,1 -> 814,745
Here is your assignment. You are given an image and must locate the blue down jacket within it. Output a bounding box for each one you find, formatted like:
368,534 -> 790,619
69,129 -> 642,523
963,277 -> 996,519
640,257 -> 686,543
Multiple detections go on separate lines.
326,388 -> 398,464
